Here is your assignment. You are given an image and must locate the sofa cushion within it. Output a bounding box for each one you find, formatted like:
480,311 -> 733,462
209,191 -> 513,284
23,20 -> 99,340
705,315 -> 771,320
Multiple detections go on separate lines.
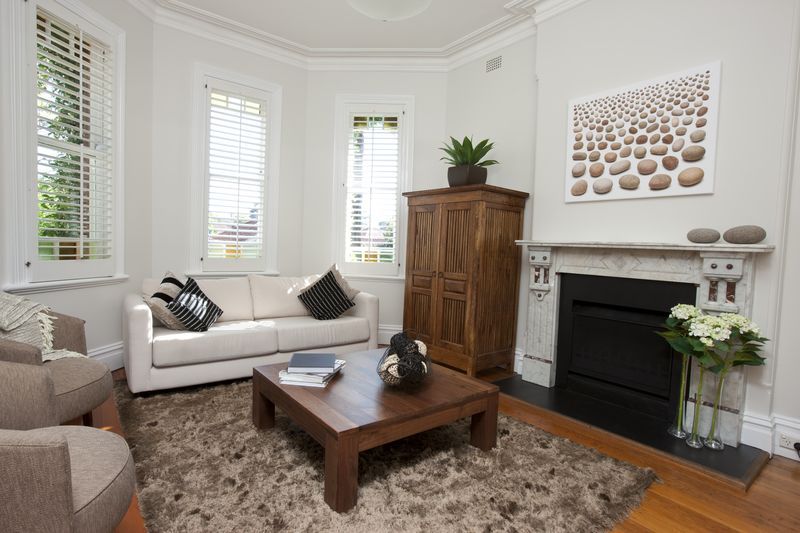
269,316 -> 370,352
152,320 -> 278,368
196,277 -> 254,322
143,272 -> 185,330
249,275 -> 319,319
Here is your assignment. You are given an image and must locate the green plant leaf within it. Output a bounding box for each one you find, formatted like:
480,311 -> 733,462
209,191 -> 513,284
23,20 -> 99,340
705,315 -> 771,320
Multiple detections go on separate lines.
477,159 -> 499,167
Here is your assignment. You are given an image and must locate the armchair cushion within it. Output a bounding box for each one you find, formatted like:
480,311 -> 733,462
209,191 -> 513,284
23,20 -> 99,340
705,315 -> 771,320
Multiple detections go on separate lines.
0,361 -> 58,430
54,426 -> 136,533
46,358 -> 113,424
0,429 -> 73,533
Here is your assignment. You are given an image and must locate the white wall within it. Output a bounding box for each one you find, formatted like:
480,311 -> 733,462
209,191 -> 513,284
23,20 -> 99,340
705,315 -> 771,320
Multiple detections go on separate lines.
0,0 -> 154,357
149,26 -> 308,279
531,0 -> 800,454
445,35 -> 537,359
301,69 -> 448,337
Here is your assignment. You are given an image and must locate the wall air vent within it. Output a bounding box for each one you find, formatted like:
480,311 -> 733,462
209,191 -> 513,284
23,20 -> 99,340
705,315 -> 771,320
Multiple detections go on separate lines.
486,56 -> 502,72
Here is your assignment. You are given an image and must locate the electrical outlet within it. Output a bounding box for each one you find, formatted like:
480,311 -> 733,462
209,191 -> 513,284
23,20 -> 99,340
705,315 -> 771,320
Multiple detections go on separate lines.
778,432 -> 800,449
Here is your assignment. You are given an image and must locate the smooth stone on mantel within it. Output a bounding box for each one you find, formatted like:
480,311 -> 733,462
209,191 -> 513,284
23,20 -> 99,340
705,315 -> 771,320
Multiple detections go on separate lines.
687,228 -> 721,244
723,225 -> 767,244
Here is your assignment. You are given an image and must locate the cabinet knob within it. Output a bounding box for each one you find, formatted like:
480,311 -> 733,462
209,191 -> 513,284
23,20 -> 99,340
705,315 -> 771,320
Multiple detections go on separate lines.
438,272 -> 443,278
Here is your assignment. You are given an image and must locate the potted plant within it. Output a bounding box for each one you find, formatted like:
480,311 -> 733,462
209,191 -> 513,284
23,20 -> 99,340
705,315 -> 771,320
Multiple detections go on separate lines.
439,136 -> 499,187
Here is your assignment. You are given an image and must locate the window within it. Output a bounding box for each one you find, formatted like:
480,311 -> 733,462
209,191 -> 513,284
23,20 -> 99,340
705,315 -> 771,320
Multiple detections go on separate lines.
334,96 -> 413,277
23,2 -> 123,283
192,69 -> 281,273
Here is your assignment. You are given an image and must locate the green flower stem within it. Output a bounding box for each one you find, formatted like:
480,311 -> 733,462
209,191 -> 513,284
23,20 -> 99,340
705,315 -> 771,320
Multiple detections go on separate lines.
691,366 -> 705,438
674,353 -> 689,429
707,367 -> 729,441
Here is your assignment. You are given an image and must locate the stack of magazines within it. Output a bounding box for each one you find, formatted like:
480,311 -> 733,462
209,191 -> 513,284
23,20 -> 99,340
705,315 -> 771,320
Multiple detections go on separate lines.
279,352 -> 345,388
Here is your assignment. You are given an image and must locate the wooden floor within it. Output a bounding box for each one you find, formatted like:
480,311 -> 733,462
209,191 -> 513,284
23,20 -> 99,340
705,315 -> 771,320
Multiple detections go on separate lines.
97,369 -> 800,532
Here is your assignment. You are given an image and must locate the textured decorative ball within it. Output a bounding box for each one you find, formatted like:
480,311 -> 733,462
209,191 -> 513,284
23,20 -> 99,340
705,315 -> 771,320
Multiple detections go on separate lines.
687,228 -> 720,244
377,332 -> 431,389
723,225 -> 767,244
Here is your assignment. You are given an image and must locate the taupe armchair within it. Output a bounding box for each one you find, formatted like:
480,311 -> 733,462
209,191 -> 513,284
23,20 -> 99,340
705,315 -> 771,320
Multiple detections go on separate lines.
0,361 -> 136,533
0,311 -> 112,425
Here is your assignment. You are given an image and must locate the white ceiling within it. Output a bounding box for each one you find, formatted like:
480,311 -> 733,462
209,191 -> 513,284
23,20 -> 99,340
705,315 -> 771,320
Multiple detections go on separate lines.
167,0 -> 517,50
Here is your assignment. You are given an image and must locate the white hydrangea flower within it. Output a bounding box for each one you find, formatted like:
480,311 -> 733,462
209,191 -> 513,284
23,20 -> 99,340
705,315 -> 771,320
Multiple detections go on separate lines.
688,314 -> 732,346
719,313 -> 760,335
671,304 -> 701,321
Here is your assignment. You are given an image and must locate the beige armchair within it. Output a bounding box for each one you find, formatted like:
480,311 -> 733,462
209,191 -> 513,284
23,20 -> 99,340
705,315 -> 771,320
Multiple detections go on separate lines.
0,311 -> 112,425
0,361 -> 136,533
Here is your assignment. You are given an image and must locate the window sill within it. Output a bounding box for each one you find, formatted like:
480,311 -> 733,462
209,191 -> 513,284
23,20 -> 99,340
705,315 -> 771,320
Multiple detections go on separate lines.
342,273 -> 405,283
4,274 -> 130,295
185,270 -> 280,279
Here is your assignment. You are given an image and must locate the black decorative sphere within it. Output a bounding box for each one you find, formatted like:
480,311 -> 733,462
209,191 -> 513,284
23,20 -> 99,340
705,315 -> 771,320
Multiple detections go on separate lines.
376,332 -> 431,388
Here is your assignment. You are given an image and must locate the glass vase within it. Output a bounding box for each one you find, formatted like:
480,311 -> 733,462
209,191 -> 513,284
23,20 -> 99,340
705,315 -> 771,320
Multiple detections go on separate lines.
667,353 -> 689,438
686,366 -> 705,449
704,370 -> 728,451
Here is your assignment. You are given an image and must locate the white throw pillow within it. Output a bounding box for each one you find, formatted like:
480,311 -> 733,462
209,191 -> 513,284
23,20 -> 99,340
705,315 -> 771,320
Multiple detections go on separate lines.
196,277 -> 254,322
249,275 -> 319,319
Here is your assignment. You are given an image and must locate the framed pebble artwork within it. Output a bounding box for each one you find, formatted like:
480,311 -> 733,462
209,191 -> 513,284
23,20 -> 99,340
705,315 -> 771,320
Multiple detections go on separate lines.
565,61 -> 721,203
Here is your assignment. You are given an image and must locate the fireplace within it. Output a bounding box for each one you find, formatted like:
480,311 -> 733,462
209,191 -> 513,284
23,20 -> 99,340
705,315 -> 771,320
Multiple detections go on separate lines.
555,274 -> 696,421
516,240 -> 773,446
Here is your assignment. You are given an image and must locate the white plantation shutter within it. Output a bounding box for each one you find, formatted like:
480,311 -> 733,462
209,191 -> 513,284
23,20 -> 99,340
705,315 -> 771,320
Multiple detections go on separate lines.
32,7 -> 115,281
203,81 -> 269,271
344,112 -> 402,273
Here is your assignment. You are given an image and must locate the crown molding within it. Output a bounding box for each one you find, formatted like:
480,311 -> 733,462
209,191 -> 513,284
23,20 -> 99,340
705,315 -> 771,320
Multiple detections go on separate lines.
125,0 -> 584,71
530,0 -> 590,24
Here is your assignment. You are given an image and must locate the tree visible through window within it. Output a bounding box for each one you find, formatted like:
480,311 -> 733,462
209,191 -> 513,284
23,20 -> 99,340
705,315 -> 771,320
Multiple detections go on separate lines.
345,114 -> 400,265
35,8 -> 114,263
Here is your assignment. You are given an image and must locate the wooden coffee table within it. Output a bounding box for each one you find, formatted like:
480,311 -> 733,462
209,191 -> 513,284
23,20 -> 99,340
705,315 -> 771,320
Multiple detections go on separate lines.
252,349 -> 499,512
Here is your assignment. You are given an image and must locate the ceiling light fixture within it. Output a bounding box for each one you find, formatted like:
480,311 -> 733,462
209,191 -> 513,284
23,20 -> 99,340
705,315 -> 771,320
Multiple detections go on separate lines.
346,0 -> 433,22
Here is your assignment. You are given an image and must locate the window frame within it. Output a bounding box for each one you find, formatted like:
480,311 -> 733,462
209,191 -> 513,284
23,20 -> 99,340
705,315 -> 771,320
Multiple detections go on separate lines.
3,0 -> 126,291
189,65 -> 282,275
332,94 -> 414,279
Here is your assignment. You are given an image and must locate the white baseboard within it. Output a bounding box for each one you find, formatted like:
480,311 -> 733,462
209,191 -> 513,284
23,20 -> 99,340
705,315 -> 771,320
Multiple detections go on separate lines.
88,341 -> 124,371
377,324 -> 402,345
741,411 -> 800,461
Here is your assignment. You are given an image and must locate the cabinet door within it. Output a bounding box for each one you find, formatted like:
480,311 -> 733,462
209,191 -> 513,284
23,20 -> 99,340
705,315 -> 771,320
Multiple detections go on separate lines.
403,205 -> 439,344
432,202 -> 475,354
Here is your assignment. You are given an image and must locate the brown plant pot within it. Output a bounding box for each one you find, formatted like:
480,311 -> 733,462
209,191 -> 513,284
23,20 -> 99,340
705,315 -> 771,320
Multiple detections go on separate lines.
447,165 -> 487,187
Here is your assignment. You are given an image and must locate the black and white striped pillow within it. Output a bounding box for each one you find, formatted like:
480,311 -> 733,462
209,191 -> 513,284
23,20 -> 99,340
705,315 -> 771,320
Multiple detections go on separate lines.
144,272 -> 186,330
165,278 -> 223,332
297,270 -> 355,320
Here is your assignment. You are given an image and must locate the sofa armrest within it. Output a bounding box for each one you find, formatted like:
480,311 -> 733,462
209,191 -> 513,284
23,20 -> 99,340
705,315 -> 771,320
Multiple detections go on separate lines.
0,338 -> 43,365
0,429 -> 74,532
348,292 -> 379,349
0,361 -> 58,430
48,311 -> 87,355
123,294 -> 154,393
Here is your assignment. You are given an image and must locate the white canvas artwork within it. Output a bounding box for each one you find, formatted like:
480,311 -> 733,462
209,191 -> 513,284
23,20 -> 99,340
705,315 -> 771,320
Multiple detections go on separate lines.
565,62 -> 721,203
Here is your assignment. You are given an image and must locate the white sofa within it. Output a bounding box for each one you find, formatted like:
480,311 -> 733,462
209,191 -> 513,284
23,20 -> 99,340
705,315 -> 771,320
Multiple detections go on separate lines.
123,275 -> 378,393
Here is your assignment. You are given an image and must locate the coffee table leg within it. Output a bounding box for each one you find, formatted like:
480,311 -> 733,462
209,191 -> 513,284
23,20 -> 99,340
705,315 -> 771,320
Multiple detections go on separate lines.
324,433 -> 359,513
252,386 -> 275,430
470,393 -> 498,451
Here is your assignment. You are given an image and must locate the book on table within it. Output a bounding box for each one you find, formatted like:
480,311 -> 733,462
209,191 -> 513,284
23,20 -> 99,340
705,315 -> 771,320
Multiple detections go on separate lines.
280,356 -> 345,388
287,352 -> 337,374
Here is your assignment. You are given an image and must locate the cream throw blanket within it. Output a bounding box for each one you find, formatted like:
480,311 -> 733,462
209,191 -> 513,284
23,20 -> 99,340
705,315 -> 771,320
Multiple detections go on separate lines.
0,292 -> 86,362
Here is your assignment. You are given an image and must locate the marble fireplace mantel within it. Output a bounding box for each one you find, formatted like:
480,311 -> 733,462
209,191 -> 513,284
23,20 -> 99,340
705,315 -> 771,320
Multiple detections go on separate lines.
515,240 -> 774,446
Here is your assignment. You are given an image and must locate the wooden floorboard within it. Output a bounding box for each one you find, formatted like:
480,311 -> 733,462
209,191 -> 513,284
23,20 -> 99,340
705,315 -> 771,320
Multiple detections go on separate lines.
100,369 -> 800,532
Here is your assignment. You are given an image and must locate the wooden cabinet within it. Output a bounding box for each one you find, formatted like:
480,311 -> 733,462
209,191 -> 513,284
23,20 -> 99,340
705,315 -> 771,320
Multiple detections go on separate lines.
402,185 -> 528,376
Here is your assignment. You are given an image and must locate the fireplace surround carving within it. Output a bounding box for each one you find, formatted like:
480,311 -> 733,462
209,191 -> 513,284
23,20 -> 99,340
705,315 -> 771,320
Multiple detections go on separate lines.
516,241 -> 774,446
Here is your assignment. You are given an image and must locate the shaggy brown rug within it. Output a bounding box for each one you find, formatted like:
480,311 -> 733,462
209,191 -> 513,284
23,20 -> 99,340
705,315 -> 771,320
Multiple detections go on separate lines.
115,380 -> 655,532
